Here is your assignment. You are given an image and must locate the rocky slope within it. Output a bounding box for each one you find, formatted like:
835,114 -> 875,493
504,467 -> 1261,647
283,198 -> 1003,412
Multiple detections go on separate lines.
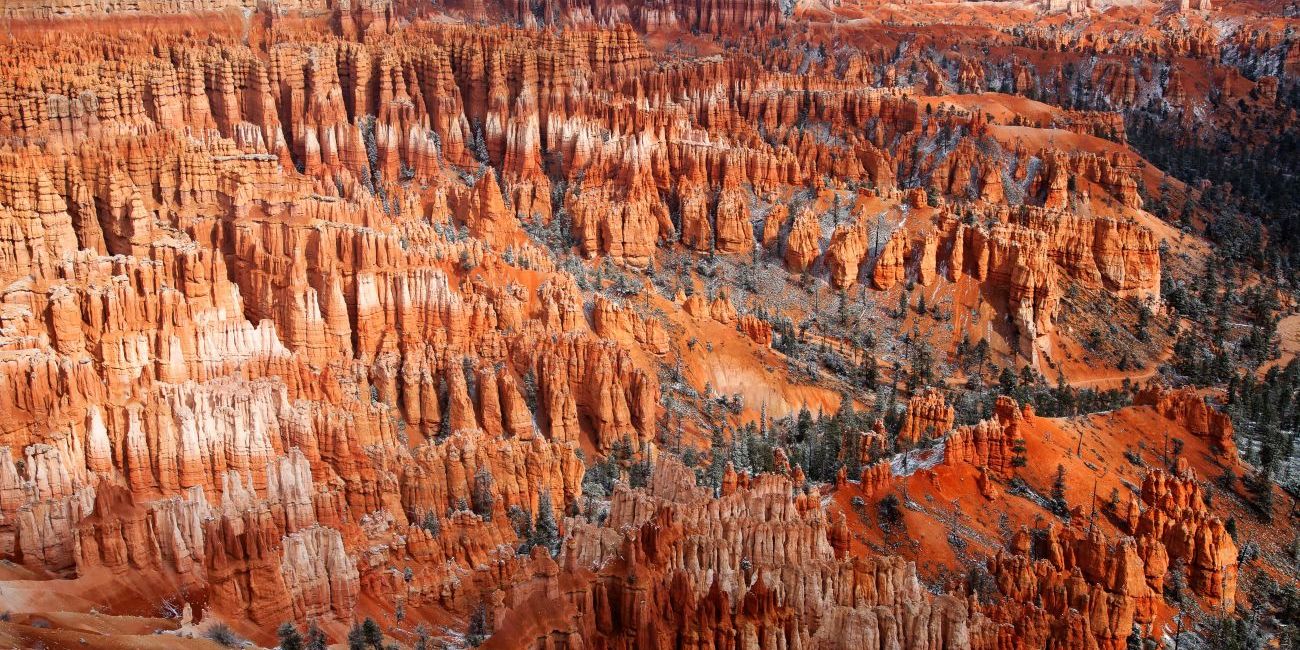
0,0 -> 1296,648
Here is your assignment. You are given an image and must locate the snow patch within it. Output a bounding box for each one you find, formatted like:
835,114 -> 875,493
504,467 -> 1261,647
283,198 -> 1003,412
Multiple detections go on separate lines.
890,439 -> 947,477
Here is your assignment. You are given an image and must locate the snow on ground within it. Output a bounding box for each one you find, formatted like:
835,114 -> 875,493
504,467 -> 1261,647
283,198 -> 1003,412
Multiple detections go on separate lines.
891,440 -> 947,477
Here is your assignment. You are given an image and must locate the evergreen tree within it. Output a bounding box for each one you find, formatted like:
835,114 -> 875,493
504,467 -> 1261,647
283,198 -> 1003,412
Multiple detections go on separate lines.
731,425 -> 754,473
628,459 -> 653,488
861,353 -> 878,389
1203,612 -> 1267,650
508,505 -> 534,544
1135,302 -> 1151,342
413,625 -> 434,650
1125,625 -> 1143,650
973,338 -> 990,367
908,342 -> 934,391
421,511 -> 441,537
466,604 -> 490,646
277,622 -> 303,650
835,393 -> 859,477
470,121 -> 489,164
521,369 -> 539,411
1051,464 -> 1069,516
361,618 -> 384,649
347,622 -> 367,650
705,424 -> 728,492
999,366 -> 1017,395
611,434 -> 634,464
878,494 -> 904,527
304,623 -> 328,650
531,490 -> 561,556
795,405 -> 814,441
1244,470 -> 1275,522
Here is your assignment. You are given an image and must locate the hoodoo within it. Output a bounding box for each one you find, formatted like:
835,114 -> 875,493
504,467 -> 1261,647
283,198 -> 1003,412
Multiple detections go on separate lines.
0,0 -> 1297,648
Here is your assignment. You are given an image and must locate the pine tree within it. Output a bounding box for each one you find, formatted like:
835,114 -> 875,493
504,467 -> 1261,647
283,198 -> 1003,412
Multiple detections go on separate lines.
1244,470 -> 1275,522
470,121 -> 489,164
347,622 -> 367,650
421,511 -> 441,537
413,624 -> 434,650
878,494 -> 904,527
509,504 -> 534,545
360,618 -> 383,649
731,425 -> 754,473
277,622 -> 303,650
1204,611 -> 1267,650
1125,625 -> 1143,650
908,342 -> 934,391
973,338 -> 990,367
705,425 -> 728,492
999,366 -> 1017,395
1051,464 -> 1068,516
861,353 -> 878,389
521,368 -> 539,411
531,490 -> 561,556
628,459 -> 653,488
612,434 -> 634,463
466,604 -> 490,646
304,623 -> 328,650
1135,302 -> 1151,342
795,405 -> 813,441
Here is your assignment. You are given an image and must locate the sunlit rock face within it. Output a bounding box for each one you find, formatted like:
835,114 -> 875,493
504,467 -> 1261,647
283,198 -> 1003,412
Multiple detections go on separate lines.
0,0 -> 1290,646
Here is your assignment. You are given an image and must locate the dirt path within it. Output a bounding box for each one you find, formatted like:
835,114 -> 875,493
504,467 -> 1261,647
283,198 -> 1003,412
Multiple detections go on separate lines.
1066,364 -> 1161,389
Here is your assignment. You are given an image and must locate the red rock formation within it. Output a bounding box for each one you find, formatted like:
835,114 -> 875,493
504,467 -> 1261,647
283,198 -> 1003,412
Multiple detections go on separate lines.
898,388 -> 956,444
945,396 -> 1027,478
737,314 -> 773,347
486,459 -> 993,648
713,186 -> 755,254
783,208 -> 821,273
826,219 -> 871,289
1136,460 -> 1238,606
0,3 -> 1286,645
455,169 -> 518,247
859,459 -> 893,498
987,524 -> 1160,650
760,204 -> 788,248
872,228 -> 910,290
592,294 -> 669,356
1135,387 -> 1237,460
